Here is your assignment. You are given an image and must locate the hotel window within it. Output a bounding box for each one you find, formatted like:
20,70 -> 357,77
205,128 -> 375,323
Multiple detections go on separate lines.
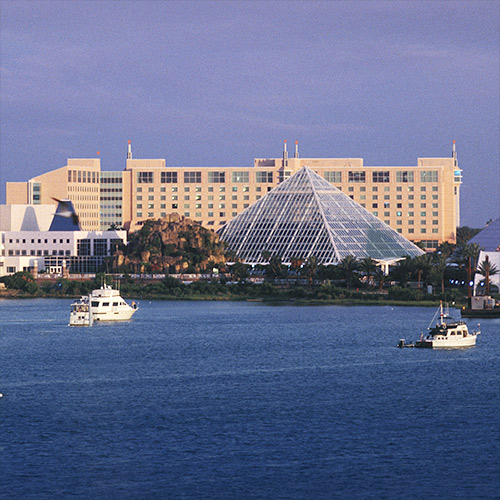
372,186 -> 378,192
397,229 -> 403,233
184,171 -> 202,183
421,195 -> 426,200
232,195 -> 237,200
408,228 -> 414,233
256,186 -> 262,192
208,171 -> 225,183
373,171 -> 389,183
184,187 -> 190,192
195,195 -> 201,200
421,211 -> 426,216
136,212 -> 142,218
184,204 -> 190,209
148,195 -> 154,200
208,195 -> 214,201
397,203 -> 402,208
396,195 -> 402,200
219,195 -> 225,200
432,195 -> 438,200
348,187 -> 354,192
408,220 -> 414,225
432,186 -> 438,191
243,195 -> 249,200
172,195 -> 178,201
219,212 -> 225,217
408,186 -> 414,192
384,203 -> 390,208
372,203 -> 378,208
421,228 -> 427,234
420,171 -> 438,182
148,203 -> 154,209
232,203 -> 237,209
195,203 -> 202,209
372,195 -> 378,200
384,195 -> 390,200
360,195 -> 366,200
208,186 -> 214,192
219,186 -> 225,192
161,212 -> 166,217
161,195 -> 166,201
208,212 -> 213,217
408,203 -> 414,208
219,203 -> 225,209
397,220 -> 402,225
172,203 -> 178,209
384,211 -> 390,217
396,186 -> 402,192
432,229 -> 439,234
373,211 -> 378,216
208,203 -> 214,209
184,195 -> 190,201
232,171 -> 249,183
172,186 -> 178,192
160,187 -> 166,192
184,212 -> 190,217
432,220 -> 439,225
136,195 -> 142,200
244,204 -> 249,208
160,204 -> 166,209
360,186 -> 366,192
396,211 -> 402,216
137,172 -> 153,183
232,212 -> 237,217
196,212 -> 202,218
408,211 -> 414,217
348,171 -> 365,183
396,171 -> 414,183
324,171 -> 342,183
432,203 -> 438,208
196,186 -> 202,192
256,171 -> 273,183
136,204 -> 142,209
243,186 -> 249,192
409,195 -> 415,200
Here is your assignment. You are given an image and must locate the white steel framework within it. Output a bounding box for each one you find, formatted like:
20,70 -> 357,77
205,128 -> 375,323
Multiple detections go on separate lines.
218,166 -> 424,264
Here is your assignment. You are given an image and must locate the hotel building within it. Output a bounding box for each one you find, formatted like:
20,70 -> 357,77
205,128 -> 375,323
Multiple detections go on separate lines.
6,141 -> 462,249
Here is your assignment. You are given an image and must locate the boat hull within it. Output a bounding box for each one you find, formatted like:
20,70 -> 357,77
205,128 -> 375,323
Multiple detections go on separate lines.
415,336 -> 477,348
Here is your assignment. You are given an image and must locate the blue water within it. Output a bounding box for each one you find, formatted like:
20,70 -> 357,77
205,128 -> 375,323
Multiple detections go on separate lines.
1,299 -> 499,500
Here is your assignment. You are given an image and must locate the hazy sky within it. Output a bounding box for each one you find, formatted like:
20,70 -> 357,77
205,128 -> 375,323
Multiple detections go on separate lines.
1,0 -> 499,228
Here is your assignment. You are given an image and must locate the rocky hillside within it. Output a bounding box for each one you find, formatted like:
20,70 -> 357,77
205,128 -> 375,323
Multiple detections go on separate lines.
112,214 -> 229,274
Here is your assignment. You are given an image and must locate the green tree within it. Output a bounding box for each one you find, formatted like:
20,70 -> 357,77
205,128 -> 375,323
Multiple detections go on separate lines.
338,255 -> 359,288
360,257 -> 376,287
304,255 -> 319,286
414,254 -> 433,289
230,262 -> 250,282
391,257 -> 415,287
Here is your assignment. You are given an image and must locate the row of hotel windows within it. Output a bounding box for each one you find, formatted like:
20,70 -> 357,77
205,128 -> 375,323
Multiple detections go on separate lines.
325,171 -> 438,183
137,171 -> 275,184
68,170 -> 99,183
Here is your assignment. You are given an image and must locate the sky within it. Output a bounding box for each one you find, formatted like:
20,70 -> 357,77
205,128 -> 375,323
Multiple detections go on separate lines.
1,0 -> 499,228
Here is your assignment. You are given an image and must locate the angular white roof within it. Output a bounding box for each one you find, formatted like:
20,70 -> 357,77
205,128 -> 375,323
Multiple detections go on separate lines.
218,166 -> 423,264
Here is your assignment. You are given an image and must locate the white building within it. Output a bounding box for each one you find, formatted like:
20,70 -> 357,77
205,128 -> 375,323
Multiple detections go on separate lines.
0,204 -> 126,277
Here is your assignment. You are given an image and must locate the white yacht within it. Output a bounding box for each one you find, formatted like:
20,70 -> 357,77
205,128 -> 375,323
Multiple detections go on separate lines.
69,285 -> 137,326
399,302 -> 480,348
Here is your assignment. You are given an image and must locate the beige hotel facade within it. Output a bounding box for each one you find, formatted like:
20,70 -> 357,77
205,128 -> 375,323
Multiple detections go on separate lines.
6,141 -> 462,250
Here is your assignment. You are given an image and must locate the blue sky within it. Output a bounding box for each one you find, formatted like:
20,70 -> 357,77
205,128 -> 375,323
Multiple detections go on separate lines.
1,0 -> 498,228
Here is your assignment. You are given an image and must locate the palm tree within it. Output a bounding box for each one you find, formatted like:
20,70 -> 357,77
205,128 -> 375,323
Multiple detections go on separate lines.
289,256 -> 304,275
373,267 -> 386,292
477,255 -> 499,296
414,254 -> 433,289
392,257 -> 415,287
431,254 -> 448,294
338,255 -> 359,288
360,257 -> 376,287
304,255 -> 319,286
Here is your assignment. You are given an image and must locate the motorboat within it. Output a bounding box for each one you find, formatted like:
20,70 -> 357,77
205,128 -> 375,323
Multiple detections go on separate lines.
398,301 -> 480,349
69,285 -> 137,326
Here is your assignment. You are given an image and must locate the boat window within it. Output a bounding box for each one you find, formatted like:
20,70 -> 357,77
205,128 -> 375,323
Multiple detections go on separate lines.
113,302 -> 119,306
91,301 -> 99,307
102,302 -> 109,307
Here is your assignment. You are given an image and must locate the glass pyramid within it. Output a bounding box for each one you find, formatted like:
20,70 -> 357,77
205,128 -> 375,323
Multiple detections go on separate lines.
218,166 -> 424,264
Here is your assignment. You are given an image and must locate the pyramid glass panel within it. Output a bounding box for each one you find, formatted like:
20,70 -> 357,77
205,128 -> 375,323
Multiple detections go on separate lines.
218,166 -> 423,264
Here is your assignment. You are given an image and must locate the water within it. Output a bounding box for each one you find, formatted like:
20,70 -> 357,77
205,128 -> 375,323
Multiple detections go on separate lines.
1,299 -> 499,500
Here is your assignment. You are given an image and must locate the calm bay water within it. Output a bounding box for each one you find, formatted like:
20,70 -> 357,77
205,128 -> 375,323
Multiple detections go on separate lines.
1,299 -> 499,500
